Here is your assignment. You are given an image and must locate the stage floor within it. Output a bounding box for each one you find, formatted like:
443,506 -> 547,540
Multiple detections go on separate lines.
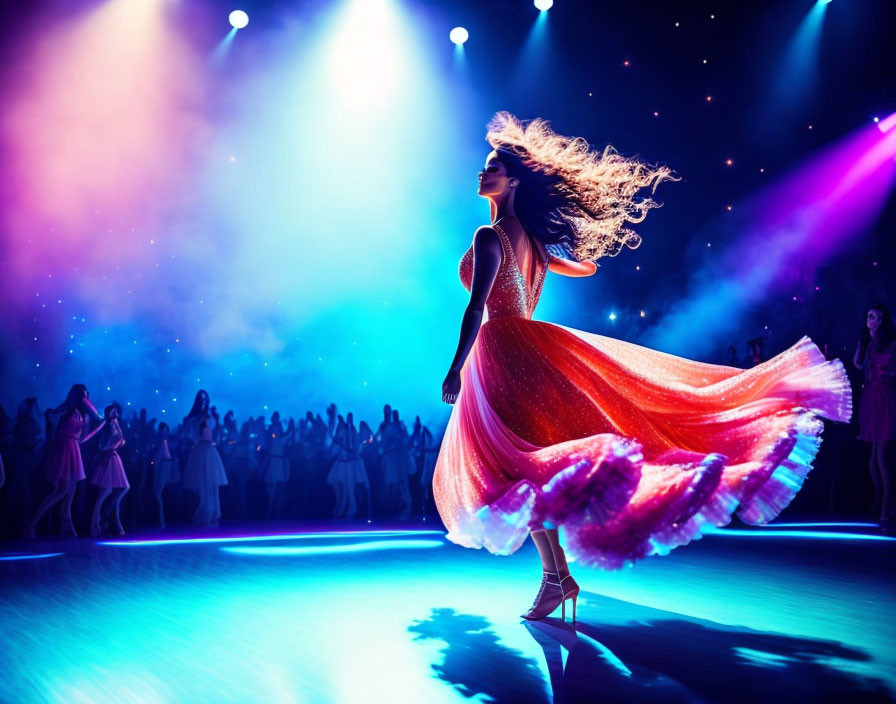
1,520 -> 894,703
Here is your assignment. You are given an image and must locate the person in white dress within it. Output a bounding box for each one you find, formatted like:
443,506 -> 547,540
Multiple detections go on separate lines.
181,390 -> 228,526
326,413 -> 370,519
262,412 -> 294,518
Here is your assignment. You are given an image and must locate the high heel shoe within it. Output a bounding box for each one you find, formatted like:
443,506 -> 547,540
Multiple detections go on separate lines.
60,520 -> 79,538
521,570 -> 580,624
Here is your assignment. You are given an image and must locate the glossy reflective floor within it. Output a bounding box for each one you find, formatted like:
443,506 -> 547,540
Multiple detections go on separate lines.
1,521 -> 894,703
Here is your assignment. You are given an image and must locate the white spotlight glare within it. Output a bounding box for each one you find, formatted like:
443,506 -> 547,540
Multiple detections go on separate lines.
534,0 -> 554,10
449,27 -> 469,45
229,10 -> 249,29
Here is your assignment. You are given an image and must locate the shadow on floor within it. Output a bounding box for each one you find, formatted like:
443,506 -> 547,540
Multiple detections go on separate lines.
409,593 -> 894,704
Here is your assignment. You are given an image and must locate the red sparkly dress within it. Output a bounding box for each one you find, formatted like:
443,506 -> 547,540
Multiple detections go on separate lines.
432,220 -> 852,569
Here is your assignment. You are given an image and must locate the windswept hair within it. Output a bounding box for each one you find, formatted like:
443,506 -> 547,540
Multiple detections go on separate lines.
486,112 -> 677,262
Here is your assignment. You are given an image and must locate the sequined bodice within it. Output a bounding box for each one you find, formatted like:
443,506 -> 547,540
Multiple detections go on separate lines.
458,222 -> 548,320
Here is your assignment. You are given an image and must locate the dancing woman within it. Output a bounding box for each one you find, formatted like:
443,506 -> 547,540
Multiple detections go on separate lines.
434,113 -> 852,622
853,303 -> 896,526
181,390 -> 228,526
327,412 -> 371,519
150,422 -> 180,528
25,384 -> 106,538
89,404 -> 129,536
262,411 -> 294,518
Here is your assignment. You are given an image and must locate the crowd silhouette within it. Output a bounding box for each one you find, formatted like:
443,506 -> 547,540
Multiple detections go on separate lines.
0,388 -> 441,538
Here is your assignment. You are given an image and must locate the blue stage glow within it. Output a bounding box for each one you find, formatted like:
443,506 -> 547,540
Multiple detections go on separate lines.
229,10 -> 249,29
449,27 -> 469,45
0,552 -> 64,561
222,539 -> 444,556
763,522 -> 879,528
705,527 -> 896,542
99,529 -> 445,547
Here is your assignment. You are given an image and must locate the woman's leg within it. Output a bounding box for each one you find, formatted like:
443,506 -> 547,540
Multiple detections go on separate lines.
91,487 -> 113,535
877,440 -> 893,520
531,528 -> 571,576
266,481 -> 277,518
154,487 -> 166,528
112,487 -> 128,534
60,479 -> 80,534
869,442 -> 884,514
28,480 -> 69,533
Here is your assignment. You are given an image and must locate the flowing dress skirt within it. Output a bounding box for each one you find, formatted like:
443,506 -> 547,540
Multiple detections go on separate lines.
327,457 -> 369,517
182,441 -> 228,525
92,450 -> 129,489
433,318 -> 852,570
46,437 -> 85,483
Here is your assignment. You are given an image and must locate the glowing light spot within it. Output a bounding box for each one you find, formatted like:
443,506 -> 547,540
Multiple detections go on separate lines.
726,204 -> 732,211
449,27 -> 468,45
229,10 -> 249,29
623,59 -> 630,67
705,527 -> 896,542
706,95 -> 713,102
222,539 -> 444,557
608,312 -> 617,321
99,530 -> 445,547
725,158 -> 733,166
534,0 -> 553,10
0,552 -> 64,561
640,310 -> 646,317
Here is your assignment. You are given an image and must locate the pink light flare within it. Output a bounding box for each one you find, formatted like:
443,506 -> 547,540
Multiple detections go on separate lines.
876,112 -> 896,134
0,0 -> 210,306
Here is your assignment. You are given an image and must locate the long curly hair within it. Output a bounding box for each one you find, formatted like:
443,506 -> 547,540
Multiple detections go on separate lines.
486,112 -> 677,262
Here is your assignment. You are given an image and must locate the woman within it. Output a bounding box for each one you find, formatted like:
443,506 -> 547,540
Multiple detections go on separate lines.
181,390 -> 228,526
90,404 -> 129,536
434,113 -> 852,623
150,422 -> 179,528
380,410 -> 415,519
853,304 -> 896,525
24,385 -> 106,537
262,411 -> 294,518
327,412 -> 371,519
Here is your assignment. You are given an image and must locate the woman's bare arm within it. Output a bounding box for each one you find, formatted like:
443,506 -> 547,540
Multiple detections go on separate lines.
448,227 -> 502,373
547,255 -> 597,277
80,420 -> 106,445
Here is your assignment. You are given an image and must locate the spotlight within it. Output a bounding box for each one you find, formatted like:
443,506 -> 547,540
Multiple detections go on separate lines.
608,312 -> 617,321
449,27 -> 468,45
229,10 -> 249,29
877,112 -> 896,134
534,0 -> 554,10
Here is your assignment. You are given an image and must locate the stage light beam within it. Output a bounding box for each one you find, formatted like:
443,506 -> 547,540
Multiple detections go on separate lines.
534,0 -> 554,10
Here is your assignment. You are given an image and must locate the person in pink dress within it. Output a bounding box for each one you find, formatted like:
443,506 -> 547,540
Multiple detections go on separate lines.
853,303 -> 896,527
24,384 -> 106,538
89,404 -> 129,536
434,113 -> 852,623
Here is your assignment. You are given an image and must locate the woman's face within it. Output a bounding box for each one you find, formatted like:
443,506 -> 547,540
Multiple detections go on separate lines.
478,151 -> 512,198
867,309 -> 884,333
